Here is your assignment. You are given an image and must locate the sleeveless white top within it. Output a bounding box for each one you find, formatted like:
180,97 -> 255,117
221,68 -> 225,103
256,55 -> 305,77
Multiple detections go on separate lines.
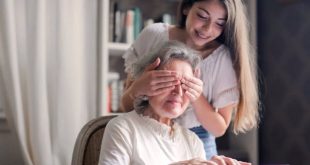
123,23 -> 239,128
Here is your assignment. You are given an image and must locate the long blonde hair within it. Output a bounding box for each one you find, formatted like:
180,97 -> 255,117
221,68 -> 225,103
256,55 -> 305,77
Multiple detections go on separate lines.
177,0 -> 260,134
224,0 -> 259,134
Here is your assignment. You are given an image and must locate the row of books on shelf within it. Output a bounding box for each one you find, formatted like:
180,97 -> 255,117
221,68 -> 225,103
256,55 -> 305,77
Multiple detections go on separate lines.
107,72 -> 124,113
109,2 -> 176,44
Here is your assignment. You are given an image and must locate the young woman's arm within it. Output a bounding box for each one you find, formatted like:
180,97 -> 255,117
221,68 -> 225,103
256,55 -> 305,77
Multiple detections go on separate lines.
192,95 -> 235,137
181,73 -> 235,137
120,75 -> 135,112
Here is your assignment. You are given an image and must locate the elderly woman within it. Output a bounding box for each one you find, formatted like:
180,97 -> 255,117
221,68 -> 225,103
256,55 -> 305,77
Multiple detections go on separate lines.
98,41 -> 249,165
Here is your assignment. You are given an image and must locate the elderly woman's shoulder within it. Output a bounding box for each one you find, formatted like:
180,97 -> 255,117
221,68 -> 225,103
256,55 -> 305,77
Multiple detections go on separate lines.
107,111 -> 138,128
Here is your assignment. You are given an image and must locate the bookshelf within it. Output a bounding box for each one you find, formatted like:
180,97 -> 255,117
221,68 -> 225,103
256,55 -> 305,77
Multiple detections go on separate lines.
99,0 -> 179,116
99,0 -> 133,116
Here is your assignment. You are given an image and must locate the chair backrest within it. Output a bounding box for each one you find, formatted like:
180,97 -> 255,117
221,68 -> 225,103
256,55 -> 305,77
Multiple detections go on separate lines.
72,115 -> 117,165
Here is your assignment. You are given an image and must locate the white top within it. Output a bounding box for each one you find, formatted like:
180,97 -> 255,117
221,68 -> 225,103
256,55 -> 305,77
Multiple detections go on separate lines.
98,111 -> 205,165
123,23 -> 239,128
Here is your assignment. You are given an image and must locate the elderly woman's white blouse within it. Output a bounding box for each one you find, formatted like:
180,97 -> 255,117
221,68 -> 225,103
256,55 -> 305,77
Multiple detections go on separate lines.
98,111 -> 205,165
123,23 -> 239,129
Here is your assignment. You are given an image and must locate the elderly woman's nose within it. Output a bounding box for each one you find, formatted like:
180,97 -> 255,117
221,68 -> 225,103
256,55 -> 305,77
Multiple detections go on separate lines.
172,84 -> 183,96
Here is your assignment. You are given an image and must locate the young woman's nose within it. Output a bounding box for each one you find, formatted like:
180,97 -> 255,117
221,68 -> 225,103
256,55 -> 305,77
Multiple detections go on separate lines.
202,21 -> 213,35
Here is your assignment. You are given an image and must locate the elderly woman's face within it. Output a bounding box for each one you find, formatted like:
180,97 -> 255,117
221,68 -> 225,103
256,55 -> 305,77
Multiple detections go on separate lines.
148,59 -> 194,119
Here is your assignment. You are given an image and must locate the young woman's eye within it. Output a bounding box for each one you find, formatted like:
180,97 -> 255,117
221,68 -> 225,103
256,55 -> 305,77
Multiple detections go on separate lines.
197,13 -> 208,20
216,23 -> 225,29
216,23 -> 225,28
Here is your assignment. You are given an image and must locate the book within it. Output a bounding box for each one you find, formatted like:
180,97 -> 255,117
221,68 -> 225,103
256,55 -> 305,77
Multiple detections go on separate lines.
133,7 -> 142,40
125,9 -> 134,44
144,18 -> 154,27
162,13 -> 172,24
108,72 -> 120,112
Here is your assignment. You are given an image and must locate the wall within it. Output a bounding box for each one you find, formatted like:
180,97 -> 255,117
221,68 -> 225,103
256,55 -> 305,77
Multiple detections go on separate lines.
258,0 -> 310,164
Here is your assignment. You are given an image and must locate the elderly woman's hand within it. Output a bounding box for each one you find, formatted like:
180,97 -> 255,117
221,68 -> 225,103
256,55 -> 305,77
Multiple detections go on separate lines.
130,58 -> 180,98
181,69 -> 203,102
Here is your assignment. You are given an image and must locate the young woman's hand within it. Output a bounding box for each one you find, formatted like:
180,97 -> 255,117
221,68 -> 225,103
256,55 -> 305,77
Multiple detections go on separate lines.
130,58 -> 180,98
210,155 -> 251,165
181,69 -> 203,102
170,156 -> 251,165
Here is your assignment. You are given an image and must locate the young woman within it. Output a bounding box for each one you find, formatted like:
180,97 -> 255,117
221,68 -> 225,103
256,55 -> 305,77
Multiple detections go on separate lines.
121,0 -> 259,159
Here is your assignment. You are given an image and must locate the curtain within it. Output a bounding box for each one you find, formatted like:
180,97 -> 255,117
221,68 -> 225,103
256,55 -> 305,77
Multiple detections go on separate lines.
0,0 -> 98,164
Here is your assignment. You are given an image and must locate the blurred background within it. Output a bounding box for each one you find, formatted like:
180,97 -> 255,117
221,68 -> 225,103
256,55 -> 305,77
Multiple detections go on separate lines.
0,0 -> 309,165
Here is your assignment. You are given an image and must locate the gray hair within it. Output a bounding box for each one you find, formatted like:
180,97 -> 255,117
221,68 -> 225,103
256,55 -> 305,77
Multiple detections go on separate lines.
132,40 -> 201,114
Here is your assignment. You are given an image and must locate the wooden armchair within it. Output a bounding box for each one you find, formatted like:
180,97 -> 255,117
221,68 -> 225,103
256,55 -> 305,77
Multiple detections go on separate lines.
71,115 -> 117,165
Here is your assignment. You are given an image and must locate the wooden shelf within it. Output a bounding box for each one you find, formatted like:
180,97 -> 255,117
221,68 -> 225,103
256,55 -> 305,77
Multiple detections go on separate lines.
108,42 -> 131,56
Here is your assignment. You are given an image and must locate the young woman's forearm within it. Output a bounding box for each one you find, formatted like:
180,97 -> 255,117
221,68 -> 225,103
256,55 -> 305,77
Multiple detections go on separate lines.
120,86 -> 135,112
192,96 -> 233,137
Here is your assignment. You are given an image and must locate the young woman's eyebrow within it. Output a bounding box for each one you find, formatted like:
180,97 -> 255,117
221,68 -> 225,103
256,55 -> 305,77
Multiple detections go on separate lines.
197,7 -> 226,20
197,7 -> 210,15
